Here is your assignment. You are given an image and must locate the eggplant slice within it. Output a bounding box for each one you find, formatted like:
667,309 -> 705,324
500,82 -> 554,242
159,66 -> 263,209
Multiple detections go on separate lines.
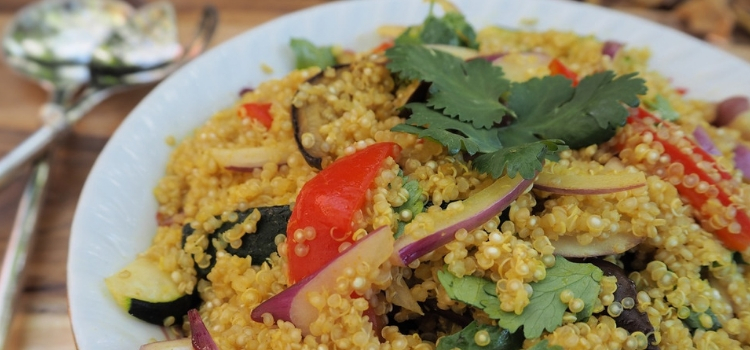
291,59 -> 427,169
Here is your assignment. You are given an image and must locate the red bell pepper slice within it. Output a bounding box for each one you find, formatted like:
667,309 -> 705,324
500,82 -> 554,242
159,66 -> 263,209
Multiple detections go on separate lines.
238,102 -> 273,129
286,142 -> 401,283
548,58 -> 578,86
616,108 -> 750,251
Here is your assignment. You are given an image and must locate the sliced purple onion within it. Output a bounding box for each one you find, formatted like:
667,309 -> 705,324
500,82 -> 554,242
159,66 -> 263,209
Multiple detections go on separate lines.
533,172 -> 646,195
734,143 -> 750,182
211,146 -> 292,172
715,96 -> 750,127
693,125 -> 721,156
239,87 -> 254,96
139,338 -> 192,350
552,232 -> 643,258
393,175 -> 533,266
602,40 -> 624,58
189,309 -> 219,350
251,226 -> 394,335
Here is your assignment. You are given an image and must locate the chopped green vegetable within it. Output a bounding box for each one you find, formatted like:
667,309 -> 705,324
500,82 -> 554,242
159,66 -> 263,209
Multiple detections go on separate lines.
289,38 -> 336,70
682,308 -> 721,331
387,45 -> 512,129
499,71 -> 647,149
386,44 -> 646,180
529,339 -> 564,350
394,3 -> 477,48
393,172 -> 425,238
644,94 -> 679,121
474,140 -> 566,180
435,321 -> 523,350
438,257 -> 603,339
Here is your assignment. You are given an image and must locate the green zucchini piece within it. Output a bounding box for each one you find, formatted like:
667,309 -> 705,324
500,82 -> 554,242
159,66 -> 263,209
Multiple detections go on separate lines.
182,205 -> 292,279
105,256 -> 200,325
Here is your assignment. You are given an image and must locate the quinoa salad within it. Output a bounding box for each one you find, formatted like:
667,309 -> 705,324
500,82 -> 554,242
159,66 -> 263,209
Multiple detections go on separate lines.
105,2 -> 750,349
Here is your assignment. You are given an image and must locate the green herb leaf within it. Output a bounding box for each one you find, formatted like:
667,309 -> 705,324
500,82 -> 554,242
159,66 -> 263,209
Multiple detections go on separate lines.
392,103 -> 503,155
682,308 -> 721,331
386,45 -> 512,129
435,321 -> 523,350
498,71 -> 647,149
474,140 -> 567,179
394,9 -> 477,48
529,339 -> 564,350
289,38 -> 336,70
394,173 -> 425,238
645,94 -> 679,121
438,257 -> 603,339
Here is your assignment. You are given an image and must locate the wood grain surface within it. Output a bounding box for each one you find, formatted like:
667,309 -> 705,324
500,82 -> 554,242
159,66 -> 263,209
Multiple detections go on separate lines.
0,1 -> 748,349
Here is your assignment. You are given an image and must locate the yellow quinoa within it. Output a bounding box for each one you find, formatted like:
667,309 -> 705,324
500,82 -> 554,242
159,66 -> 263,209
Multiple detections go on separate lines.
127,22 -> 750,350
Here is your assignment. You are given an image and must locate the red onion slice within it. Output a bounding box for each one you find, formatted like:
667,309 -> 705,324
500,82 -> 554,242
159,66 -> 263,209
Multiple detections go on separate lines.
692,125 -> 721,156
189,309 -> 219,350
393,175 -> 533,266
602,40 -> 624,58
211,145 -> 292,172
140,338 -> 192,350
533,171 -> 647,195
734,143 -> 750,182
714,96 -> 750,127
552,231 -> 643,257
251,226 -> 394,335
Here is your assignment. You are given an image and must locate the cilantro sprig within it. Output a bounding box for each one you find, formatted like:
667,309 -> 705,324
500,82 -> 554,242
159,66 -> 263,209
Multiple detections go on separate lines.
435,321 -> 523,350
394,4 -> 478,48
386,44 -> 647,180
437,257 -> 603,339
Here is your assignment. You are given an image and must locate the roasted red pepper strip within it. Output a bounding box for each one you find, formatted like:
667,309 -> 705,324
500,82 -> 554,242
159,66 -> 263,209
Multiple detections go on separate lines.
548,58 -> 578,86
371,40 -> 394,54
286,142 -> 401,283
616,108 -> 750,251
238,102 -> 273,129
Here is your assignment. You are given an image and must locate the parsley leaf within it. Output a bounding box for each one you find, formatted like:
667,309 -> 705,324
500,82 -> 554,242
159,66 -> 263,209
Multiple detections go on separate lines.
393,172 -> 425,238
435,321 -> 523,350
529,339 -> 564,350
386,45 -> 512,129
474,140 -> 567,179
498,71 -> 647,149
645,94 -> 679,121
289,38 -> 336,70
438,257 -> 603,339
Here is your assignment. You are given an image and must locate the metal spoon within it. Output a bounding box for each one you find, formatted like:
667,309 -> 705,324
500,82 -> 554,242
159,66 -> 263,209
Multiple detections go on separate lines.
0,0 -> 217,346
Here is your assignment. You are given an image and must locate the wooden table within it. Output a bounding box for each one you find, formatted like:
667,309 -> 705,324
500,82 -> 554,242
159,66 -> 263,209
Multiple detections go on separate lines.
0,1 -> 748,349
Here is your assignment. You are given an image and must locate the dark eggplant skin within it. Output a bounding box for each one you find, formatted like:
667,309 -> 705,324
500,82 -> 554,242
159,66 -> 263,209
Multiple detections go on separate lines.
587,259 -> 659,350
182,205 -> 292,279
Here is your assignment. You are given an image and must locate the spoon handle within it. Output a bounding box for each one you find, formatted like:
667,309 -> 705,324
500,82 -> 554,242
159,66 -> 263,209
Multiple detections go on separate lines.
0,156 -> 49,347
0,118 -> 61,190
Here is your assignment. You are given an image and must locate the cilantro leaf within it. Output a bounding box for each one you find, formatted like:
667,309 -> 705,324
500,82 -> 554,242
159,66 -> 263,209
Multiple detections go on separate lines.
394,8 -> 477,48
386,45 -> 512,129
441,12 -> 478,49
438,257 -> 603,339
435,321 -> 523,350
474,140 -> 567,179
392,103 -> 503,155
289,38 -> 336,70
682,308 -> 721,331
498,71 -> 647,149
529,340 -> 564,350
645,94 -> 679,121
394,173 -> 425,238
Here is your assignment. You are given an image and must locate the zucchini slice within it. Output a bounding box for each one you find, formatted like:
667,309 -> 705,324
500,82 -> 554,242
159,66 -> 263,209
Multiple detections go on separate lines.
182,205 -> 292,280
105,256 -> 199,325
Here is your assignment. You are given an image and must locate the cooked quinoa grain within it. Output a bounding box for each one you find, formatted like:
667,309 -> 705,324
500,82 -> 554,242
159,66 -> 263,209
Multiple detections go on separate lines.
121,21 -> 750,350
